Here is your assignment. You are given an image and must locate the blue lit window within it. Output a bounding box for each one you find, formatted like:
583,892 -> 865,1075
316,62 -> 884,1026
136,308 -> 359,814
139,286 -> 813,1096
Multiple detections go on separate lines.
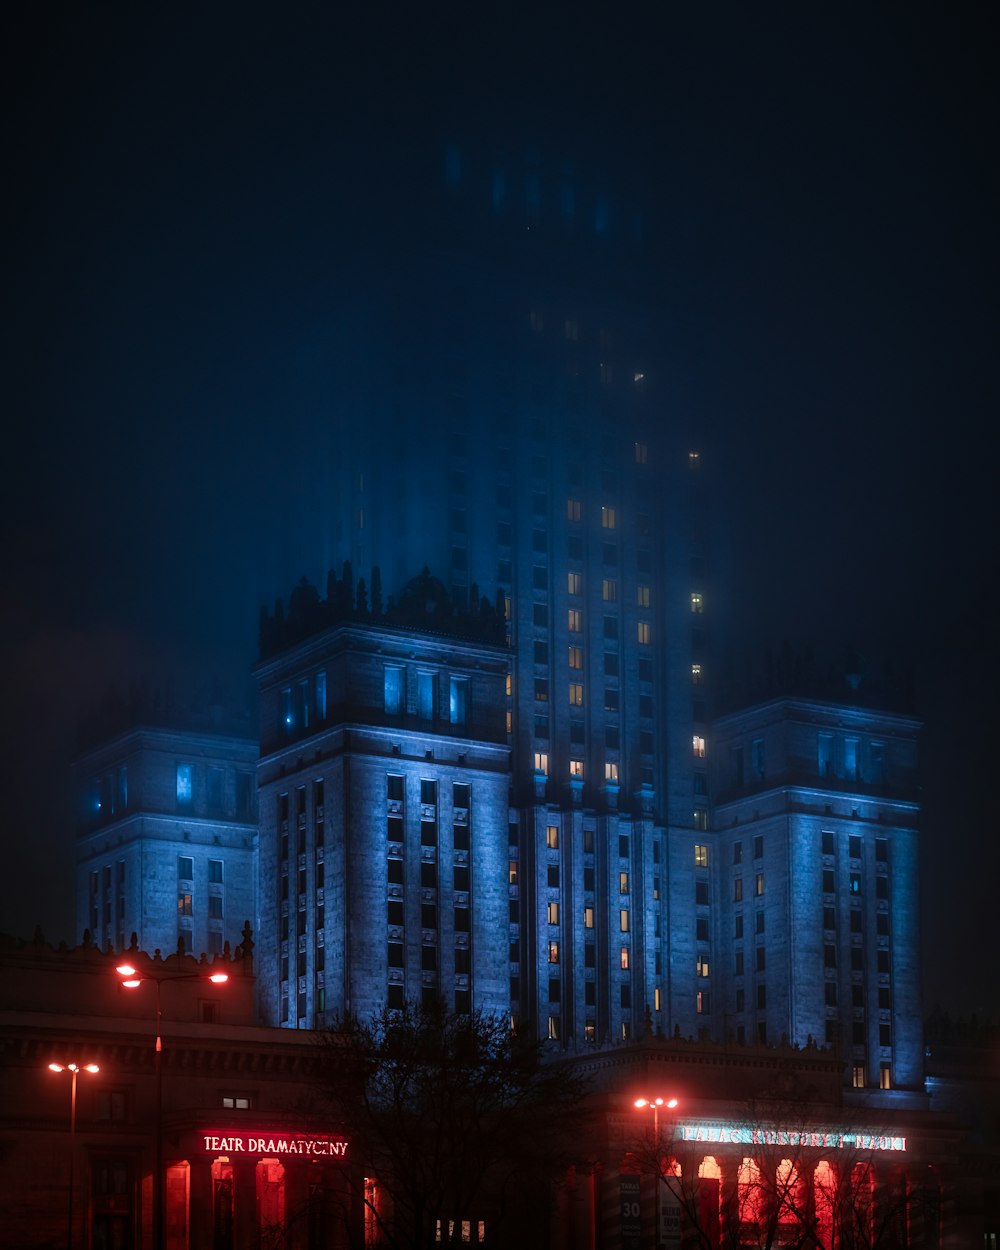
176,765 -> 193,807
384,667 -> 403,716
449,677 -> 468,726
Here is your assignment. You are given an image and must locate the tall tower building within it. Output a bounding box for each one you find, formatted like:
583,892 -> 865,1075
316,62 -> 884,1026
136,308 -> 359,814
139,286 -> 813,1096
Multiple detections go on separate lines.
708,696 -> 922,1090
253,601 -> 510,1028
74,726 -> 258,959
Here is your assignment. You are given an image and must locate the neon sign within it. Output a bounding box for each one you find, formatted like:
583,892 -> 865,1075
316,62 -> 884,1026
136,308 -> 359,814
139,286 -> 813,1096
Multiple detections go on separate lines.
202,1133 -> 348,1158
677,1123 -> 906,1153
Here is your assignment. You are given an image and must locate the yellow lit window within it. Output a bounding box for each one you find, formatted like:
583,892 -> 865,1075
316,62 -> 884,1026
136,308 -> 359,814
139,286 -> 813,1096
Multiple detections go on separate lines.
601,506 -> 616,529
508,861 -> 518,885
533,752 -> 549,775
505,710 -> 512,734
567,498 -> 582,522
691,592 -> 704,613
605,762 -> 619,783
755,873 -> 765,896
548,942 -> 559,963
620,946 -> 630,970
569,683 -> 584,706
693,735 -> 707,758
619,871 -> 629,894
636,584 -> 650,608
602,578 -> 617,602
654,986 -> 661,1011
697,954 -> 710,977
568,646 -> 583,669
546,824 -> 559,849
569,759 -> 584,779
547,901 -> 559,924
505,674 -> 512,697
637,621 -> 651,644
583,906 -> 594,929
503,595 -> 511,620
696,990 -> 708,1013
695,843 -> 708,868
568,609 -> 582,632
620,909 -> 629,933
567,571 -> 582,595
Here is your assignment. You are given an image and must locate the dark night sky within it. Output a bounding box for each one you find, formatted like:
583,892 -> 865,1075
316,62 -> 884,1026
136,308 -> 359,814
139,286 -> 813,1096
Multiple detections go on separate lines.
2,3 -> 997,1018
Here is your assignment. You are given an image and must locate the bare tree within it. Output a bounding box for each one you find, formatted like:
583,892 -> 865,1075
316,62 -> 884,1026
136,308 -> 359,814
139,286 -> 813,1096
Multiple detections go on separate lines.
317,999 -> 590,1250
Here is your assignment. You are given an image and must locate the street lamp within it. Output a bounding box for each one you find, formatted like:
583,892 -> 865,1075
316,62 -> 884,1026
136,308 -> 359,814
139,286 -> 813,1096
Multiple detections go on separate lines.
634,1095 -> 679,1143
116,962 -> 228,1250
634,1097 -> 680,1250
49,1061 -> 100,1250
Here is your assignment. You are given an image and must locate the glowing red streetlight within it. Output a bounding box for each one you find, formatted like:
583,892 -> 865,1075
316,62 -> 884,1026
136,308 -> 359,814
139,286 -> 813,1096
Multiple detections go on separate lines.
49,1061 -> 100,1250
115,962 -> 228,1250
634,1095 -> 679,1143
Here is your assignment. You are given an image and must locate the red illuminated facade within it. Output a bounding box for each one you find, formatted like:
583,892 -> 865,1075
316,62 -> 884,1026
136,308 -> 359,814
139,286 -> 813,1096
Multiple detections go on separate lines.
0,932 -> 983,1249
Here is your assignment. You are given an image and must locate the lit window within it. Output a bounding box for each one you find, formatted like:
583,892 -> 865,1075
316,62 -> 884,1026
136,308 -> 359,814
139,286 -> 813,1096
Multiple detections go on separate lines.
176,765 -> 193,806
696,990 -> 709,1014
691,592 -> 704,613
548,942 -> 559,964
569,759 -> 584,779
637,621 -> 651,645
693,735 -> 707,758
583,907 -> 594,929
569,683 -> 584,706
619,871 -> 629,894
620,909 -> 629,932
508,861 -> 518,885
533,752 -> 549,775
568,646 -> 583,669
879,1063 -> 892,1090
601,506 -> 616,529
852,1065 -> 866,1089
620,946 -> 630,970
505,674 -> 512,697
449,677 -> 468,725
177,893 -> 192,917
568,609 -> 582,632
548,1015 -> 560,1040
605,761 -> 619,783
755,873 -> 765,896
567,571 -> 582,595
691,663 -> 702,684
547,902 -> 559,924
697,954 -> 710,977
694,843 -> 708,868
634,440 -> 648,463
567,499 -> 582,522
636,584 -> 650,607
602,578 -> 617,602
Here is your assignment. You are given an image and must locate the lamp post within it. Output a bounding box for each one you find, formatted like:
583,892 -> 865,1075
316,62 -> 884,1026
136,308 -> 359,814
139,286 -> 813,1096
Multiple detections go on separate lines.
634,1096 -> 679,1250
116,962 -> 228,1250
49,1061 -> 100,1250
634,1095 -> 678,1145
